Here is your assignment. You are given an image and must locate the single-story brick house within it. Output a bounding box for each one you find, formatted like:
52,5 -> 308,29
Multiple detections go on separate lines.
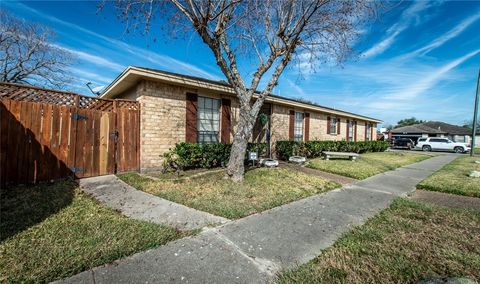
101,66 -> 382,172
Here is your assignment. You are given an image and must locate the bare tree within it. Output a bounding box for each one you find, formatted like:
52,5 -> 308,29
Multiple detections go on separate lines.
110,0 -> 377,182
0,10 -> 73,89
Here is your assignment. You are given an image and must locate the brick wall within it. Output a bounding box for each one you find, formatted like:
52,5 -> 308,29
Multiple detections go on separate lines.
271,105 -> 375,143
136,80 -> 190,172
357,121 -> 366,141
118,79 -> 378,171
270,104 -> 290,144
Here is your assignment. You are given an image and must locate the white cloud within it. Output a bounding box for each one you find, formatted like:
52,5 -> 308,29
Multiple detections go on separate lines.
68,67 -> 113,84
362,1 -> 435,58
10,2 -> 221,80
53,44 -> 125,72
362,28 -> 401,58
385,49 -> 480,100
404,10 -> 480,58
285,78 -> 307,97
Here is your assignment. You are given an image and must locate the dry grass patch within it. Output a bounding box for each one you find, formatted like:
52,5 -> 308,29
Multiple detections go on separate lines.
118,167 -> 340,219
418,156 -> 480,198
0,181 -> 184,283
277,199 -> 480,284
147,168 -> 220,180
307,152 -> 431,179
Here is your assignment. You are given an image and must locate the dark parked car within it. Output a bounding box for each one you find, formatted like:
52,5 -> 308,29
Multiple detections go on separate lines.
391,138 -> 415,149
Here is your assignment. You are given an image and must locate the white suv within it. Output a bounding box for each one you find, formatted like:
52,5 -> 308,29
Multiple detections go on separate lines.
416,137 -> 471,153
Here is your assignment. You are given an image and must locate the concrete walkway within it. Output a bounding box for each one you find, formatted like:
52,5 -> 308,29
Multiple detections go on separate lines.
59,154 -> 457,284
79,175 -> 229,230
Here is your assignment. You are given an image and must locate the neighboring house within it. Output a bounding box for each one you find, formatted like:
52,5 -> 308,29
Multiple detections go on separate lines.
101,66 -> 382,172
389,121 -> 478,146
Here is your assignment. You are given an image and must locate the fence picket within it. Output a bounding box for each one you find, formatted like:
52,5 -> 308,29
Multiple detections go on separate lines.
0,84 -> 139,186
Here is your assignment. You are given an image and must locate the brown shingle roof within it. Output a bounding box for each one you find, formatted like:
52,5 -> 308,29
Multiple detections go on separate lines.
391,121 -> 471,135
422,121 -> 471,135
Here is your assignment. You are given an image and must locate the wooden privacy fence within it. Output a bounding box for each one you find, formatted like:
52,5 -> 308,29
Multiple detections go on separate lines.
0,82 -> 140,186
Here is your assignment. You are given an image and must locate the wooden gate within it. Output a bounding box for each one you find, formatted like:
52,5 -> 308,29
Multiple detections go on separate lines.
0,83 -> 139,186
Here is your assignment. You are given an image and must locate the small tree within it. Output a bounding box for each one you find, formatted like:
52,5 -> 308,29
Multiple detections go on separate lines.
463,119 -> 480,130
111,0 -> 377,181
395,117 -> 425,128
0,10 -> 73,89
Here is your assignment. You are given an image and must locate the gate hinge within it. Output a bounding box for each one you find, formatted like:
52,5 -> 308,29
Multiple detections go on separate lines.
73,113 -> 88,121
71,167 -> 84,174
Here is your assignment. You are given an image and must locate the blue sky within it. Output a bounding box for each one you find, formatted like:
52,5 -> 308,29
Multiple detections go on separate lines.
2,1 -> 480,127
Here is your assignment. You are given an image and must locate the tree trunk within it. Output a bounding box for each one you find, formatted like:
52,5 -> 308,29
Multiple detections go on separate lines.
226,107 -> 256,182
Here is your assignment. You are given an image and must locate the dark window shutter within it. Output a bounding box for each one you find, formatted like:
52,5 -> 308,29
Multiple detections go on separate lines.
354,121 -> 357,142
346,119 -> 350,141
185,93 -> 198,143
289,110 -> 295,140
304,113 -> 310,141
365,122 -> 368,141
221,98 -> 231,143
337,118 -> 341,135
327,115 -> 331,134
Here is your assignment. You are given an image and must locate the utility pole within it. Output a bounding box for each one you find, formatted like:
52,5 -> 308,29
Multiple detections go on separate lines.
471,69 -> 479,157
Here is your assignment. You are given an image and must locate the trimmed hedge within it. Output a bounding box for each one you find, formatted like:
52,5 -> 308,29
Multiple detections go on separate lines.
163,142 -> 266,170
275,140 -> 390,160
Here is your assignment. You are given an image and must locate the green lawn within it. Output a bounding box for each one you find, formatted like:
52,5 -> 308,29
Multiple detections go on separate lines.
118,168 -> 340,219
475,147 -> 480,155
418,156 -> 480,198
277,199 -> 480,284
306,152 -> 431,179
0,181 -> 184,283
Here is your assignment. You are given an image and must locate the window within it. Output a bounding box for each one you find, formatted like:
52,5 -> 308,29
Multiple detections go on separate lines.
197,96 -> 220,144
329,117 -> 337,134
418,138 -> 427,142
294,112 -> 304,142
366,123 -> 371,141
348,120 -> 354,142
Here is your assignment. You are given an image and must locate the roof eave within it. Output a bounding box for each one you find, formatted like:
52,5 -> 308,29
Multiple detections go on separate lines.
101,66 -> 383,123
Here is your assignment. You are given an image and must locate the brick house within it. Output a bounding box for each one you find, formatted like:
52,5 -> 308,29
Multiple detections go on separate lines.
101,66 -> 382,172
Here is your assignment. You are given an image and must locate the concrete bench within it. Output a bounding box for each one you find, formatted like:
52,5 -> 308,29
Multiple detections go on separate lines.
322,151 -> 359,161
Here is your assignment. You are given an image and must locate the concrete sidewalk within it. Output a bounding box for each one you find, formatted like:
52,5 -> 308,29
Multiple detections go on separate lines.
58,154 -> 457,284
79,175 -> 229,230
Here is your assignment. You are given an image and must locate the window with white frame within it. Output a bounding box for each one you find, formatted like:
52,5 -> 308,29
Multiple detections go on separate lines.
367,123 -> 371,140
348,120 -> 354,142
197,96 -> 220,144
294,112 -> 304,142
329,117 -> 337,134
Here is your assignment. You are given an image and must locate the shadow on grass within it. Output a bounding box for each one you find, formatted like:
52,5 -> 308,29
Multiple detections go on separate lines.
0,180 -> 76,241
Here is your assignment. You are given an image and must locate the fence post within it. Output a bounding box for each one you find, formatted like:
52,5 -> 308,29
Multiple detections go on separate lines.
68,95 -> 81,178
113,100 -> 118,174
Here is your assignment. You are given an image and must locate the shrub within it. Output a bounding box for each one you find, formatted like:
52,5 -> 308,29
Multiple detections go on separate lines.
275,140 -> 390,160
163,142 -> 267,171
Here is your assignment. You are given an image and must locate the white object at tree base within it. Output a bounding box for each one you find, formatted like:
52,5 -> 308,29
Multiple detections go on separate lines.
260,159 -> 279,167
469,171 -> 480,178
289,156 -> 306,164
